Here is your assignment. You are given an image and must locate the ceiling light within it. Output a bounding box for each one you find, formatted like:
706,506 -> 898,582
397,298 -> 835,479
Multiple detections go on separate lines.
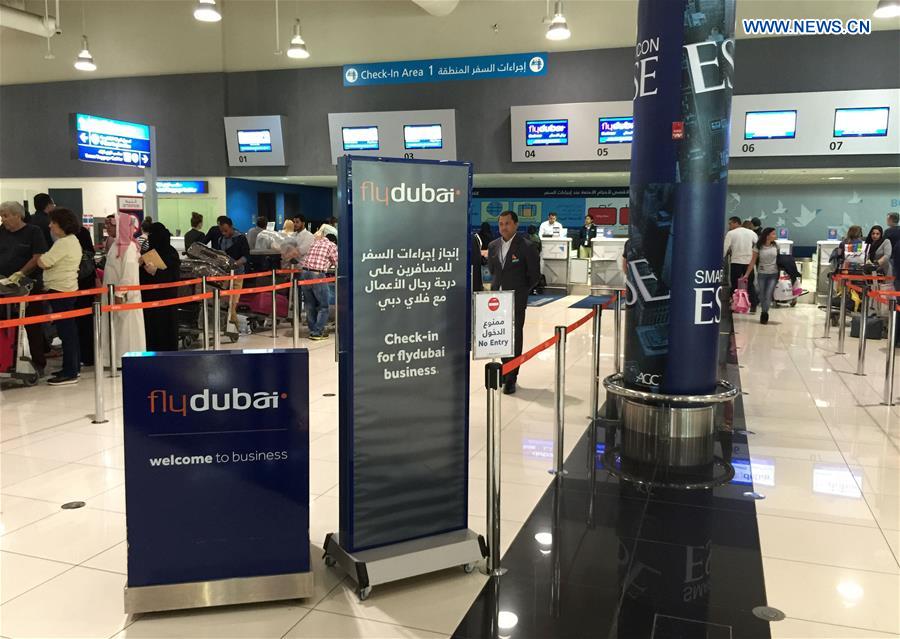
497,611 -> 519,631
286,19 -> 310,59
194,0 -> 222,22
73,36 -> 96,72
874,0 -> 900,18
828,176 -> 845,180
546,1 -> 571,40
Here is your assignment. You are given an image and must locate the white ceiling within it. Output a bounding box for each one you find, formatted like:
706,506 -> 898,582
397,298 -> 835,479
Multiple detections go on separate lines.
1,0 -> 898,85
259,166 -> 900,188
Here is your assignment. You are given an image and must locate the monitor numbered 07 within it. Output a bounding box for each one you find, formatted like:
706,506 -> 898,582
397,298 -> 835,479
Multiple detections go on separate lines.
744,110 -> 797,140
598,116 -> 634,144
526,119 -> 568,146
237,129 -> 273,153
342,126 -> 379,151
834,107 -> 890,138
403,124 -> 443,150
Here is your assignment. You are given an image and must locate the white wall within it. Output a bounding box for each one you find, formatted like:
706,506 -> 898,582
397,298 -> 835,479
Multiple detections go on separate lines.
0,177 -> 226,217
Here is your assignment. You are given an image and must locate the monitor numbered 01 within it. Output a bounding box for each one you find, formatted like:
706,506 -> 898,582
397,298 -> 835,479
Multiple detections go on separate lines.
342,126 -> 379,151
403,124 -> 443,150
833,107 -> 890,138
744,110 -> 798,140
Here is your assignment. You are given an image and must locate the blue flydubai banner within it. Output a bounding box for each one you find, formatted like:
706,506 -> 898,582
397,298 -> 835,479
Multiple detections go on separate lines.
123,349 -> 310,588
343,52 -> 547,87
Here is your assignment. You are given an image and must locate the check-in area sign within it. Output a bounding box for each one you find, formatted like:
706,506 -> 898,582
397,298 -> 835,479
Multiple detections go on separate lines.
473,291 -> 515,360
73,112 -> 151,168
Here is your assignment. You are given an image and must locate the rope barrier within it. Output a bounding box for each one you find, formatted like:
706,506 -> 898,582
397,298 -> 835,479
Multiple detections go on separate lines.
0,287 -> 106,305
102,291 -> 213,313
833,273 -> 894,282
117,277 -> 202,292
220,281 -> 293,297
206,272 -> 272,283
0,306 -> 93,329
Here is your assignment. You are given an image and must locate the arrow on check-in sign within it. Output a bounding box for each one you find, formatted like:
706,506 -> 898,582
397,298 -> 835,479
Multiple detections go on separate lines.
79,133 -> 88,142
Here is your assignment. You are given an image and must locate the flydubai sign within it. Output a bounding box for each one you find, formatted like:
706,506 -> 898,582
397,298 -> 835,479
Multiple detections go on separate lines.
147,388 -> 287,416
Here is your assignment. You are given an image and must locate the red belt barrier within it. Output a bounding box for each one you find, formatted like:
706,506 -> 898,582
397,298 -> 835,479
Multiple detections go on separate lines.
103,291 -> 213,313
220,281 -> 293,297
206,272 -> 271,283
117,277 -> 202,292
0,306 -> 93,329
566,309 -> 596,334
296,276 -> 336,286
834,273 -> 894,282
0,286 -> 106,306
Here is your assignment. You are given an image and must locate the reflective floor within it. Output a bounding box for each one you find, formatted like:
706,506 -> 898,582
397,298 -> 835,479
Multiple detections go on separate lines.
1,299 -> 898,638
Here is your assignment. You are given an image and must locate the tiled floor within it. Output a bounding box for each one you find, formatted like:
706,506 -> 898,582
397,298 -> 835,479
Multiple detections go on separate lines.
1,299 -> 898,637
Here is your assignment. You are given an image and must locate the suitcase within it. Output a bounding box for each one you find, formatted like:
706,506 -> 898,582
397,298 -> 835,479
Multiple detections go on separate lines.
850,316 -> 883,339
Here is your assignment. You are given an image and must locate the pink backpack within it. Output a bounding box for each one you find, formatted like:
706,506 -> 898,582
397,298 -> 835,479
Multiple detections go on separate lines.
731,277 -> 751,314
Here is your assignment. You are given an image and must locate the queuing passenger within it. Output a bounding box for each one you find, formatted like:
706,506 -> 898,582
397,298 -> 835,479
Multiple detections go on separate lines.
884,213 -> 900,289
247,215 -> 267,250
203,215 -> 228,248
36,208 -> 82,385
724,216 -> 759,313
742,220 -> 754,230
300,229 -> 337,341
834,225 -> 865,271
281,220 -> 295,236
183,212 -> 205,251
866,225 -> 893,318
102,214 -> 116,253
139,223 -> 180,351
214,217 -> 250,274
750,217 -> 763,237
487,211 -> 540,394
102,214 -> 145,368
31,193 -> 54,247
294,215 -> 316,262
477,222 -> 494,248
755,228 -> 779,325
73,218 -> 96,367
138,217 -> 153,253
0,201 -> 49,377
539,212 -> 565,238
576,215 -> 598,255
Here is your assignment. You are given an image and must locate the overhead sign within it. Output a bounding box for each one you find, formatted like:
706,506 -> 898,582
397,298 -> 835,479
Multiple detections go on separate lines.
117,195 -> 143,212
72,113 -> 151,168
343,52 -> 547,87
137,180 -> 208,195
122,349 -> 312,610
338,156 -> 472,552
473,291 -> 515,360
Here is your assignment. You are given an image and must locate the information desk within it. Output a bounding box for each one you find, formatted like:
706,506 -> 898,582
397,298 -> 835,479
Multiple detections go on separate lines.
591,237 -> 627,292
541,238 -> 571,291
816,239 -> 840,304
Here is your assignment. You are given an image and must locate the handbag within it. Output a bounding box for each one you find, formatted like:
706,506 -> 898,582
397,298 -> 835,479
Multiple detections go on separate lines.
731,277 -> 751,314
78,250 -> 96,281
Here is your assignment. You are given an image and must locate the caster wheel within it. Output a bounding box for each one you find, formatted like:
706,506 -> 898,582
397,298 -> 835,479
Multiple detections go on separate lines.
229,334 -> 239,344
24,374 -> 38,386
463,562 -> 476,574
358,586 -> 372,602
324,554 -> 336,567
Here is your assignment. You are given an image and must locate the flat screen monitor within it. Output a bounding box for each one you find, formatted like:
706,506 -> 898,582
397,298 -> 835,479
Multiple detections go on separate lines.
833,107 -> 890,138
526,119 -> 568,146
598,116 -> 634,144
744,110 -> 797,140
342,126 -> 379,151
237,129 -> 273,153
403,124 -> 443,150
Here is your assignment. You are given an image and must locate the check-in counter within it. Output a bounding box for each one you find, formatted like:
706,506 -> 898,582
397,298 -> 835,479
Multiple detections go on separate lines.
775,239 -> 793,255
541,238 -> 572,291
591,237 -> 627,291
816,239 -> 840,304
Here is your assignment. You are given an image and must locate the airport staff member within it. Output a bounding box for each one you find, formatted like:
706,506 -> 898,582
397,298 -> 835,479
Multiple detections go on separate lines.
246,216 -> 267,250
488,210 -> 540,395
724,215 -> 759,313
539,212 -> 565,238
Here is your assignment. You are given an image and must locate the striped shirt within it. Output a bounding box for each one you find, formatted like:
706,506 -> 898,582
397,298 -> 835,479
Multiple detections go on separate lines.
302,237 -> 337,272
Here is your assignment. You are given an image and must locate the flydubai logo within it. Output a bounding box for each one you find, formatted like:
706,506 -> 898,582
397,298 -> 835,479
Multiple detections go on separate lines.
147,388 -> 286,416
359,180 -> 460,206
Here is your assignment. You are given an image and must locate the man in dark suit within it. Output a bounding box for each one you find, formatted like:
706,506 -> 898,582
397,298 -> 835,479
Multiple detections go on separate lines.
488,211 -> 541,394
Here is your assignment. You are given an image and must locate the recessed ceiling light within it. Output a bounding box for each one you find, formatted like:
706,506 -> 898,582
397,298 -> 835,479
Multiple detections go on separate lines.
828,176 -> 845,180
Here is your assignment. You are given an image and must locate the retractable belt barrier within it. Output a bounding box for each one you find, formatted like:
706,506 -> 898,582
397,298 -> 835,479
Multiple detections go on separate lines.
0,286 -> 106,305
117,278 -> 202,292
0,306 -> 94,329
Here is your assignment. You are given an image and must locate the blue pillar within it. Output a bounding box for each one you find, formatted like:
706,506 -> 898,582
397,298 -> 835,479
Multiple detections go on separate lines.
624,0 -> 736,396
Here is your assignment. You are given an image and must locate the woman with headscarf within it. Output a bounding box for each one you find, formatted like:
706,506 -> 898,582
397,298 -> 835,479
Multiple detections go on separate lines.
866,225 -> 893,317
139,222 -> 181,351
102,213 -> 146,368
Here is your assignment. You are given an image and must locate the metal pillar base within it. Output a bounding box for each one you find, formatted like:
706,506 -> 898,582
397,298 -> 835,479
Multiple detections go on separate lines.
322,529 -> 486,601
124,571 -> 314,614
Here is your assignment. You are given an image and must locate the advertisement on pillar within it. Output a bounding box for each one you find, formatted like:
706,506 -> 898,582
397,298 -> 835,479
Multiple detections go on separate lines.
338,156 -> 472,552
123,350 -> 310,590
624,0 -> 735,396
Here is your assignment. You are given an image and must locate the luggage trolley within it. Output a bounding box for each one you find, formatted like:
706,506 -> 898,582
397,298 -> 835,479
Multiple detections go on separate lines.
0,276 -> 40,386
179,244 -> 239,348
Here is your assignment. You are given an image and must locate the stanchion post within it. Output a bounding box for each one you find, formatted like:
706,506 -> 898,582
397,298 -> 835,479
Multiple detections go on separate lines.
856,284 -> 870,376
482,361 -> 506,577
588,305 -> 602,478
91,301 -> 108,424
107,284 -> 118,377
201,277 -> 210,351
550,326 -> 568,477
213,288 -> 221,350
271,269 -> 278,344
837,280 -> 848,354
292,280 -> 300,348
883,299 -> 897,406
823,274 -> 834,338
614,292 -> 623,373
